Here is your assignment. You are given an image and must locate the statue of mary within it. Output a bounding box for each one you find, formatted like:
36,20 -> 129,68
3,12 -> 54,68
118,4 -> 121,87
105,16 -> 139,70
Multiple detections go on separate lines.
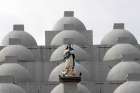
62,44 -> 76,77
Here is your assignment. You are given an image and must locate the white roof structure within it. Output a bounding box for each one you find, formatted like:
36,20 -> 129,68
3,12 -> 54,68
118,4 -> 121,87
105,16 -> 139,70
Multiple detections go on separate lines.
0,63 -> 31,82
106,61 -> 140,81
2,25 -> 37,48
50,30 -> 86,46
114,81 -> 140,93
0,45 -> 34,62
101,23 -> 137,45
50,44 -> 89,61
51,83 -> 90,93
53,11 -> 86,31
103,44 -> 140,66
0,83 -> 26,93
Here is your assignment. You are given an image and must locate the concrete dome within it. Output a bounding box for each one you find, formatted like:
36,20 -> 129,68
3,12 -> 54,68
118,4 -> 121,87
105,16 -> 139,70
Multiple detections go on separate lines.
50,44 -> 89,61
0,63 -> 31,82
114,81 -> 140,93
51,31 -> 86,46
0,45 -> 34,62
106,61 -> 140,81
51,83 -> 90,93
103,44 -> 140,66
2,25 -> 37,48
101,29 -> 137,45
0,83 -> 26,93
49,62 -> 90,81
53,11 -> 86,31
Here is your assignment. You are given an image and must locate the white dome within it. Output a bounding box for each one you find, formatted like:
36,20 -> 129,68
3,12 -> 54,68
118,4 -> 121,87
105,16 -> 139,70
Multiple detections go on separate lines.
2,30 -> 37,48
106,61 -> 140,81
51,83 -> 90,93
0,63 -> 31,82
101,29 -> 137,45
48,62 -> 90,81
0,45 -> 34,62
103,44 -> 140,66
51,31 -> 86,46
114,81 -> 140,93
50,44 -> 89,61
0,83 -> 26,93
53,12 -> 86,31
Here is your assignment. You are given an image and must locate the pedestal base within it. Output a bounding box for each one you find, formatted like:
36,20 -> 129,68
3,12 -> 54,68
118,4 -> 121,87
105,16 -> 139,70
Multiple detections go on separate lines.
59,75 -> 81,82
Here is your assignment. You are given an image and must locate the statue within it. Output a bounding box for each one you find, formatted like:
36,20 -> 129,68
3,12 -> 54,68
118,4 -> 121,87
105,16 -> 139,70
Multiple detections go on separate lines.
62,44 -> 76,77
59,44 -> 81,82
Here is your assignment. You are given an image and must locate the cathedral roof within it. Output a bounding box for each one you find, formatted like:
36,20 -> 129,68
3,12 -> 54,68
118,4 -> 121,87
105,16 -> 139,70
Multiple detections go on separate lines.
51,83 -> 90,93
114,81 -> 140,93
0,83 -> 26,93
106,61 -> 140,81
103,44 -> 140,66
0,63 -> 31,82
53,11 -> 86,31
0,45 -> 34,62
51,30 -> 86,46
101,23 -> 137,45
2,25 -> 37,48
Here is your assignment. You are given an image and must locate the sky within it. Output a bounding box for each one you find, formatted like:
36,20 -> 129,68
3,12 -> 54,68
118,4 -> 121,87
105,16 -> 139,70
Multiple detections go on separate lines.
0,0 -> 140,45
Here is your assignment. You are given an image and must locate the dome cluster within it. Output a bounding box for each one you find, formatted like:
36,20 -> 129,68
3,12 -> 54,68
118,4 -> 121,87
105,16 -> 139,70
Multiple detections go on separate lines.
102,23 -> 140,93
50,11 -> 89,46
0,24 -> 37,93
0,10 -> 91,93
49,11 -> 91,93
0,11 -> 139,93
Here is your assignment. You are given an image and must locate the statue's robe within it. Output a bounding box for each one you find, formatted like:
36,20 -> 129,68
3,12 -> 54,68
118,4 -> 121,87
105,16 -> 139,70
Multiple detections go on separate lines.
63,49 -> 76,76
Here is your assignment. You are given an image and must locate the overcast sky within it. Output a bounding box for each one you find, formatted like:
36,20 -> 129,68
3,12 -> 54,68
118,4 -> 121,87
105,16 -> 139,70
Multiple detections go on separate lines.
0,0 -> 140,45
